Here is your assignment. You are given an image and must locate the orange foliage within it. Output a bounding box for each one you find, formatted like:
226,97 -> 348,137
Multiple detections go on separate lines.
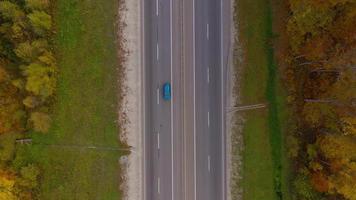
302,34 -> 333,61
311,172 -> 329,193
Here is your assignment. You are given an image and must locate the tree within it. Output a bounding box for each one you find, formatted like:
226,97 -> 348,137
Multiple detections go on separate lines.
310,172 -> 329,193
317,135 -> 356,199
22,96 -> 39,108
14,40 -> 48,63
25,0 -> 50,11
0,67 -> 25,135
328,160 -> 356,200
293,172 -> 323,200
329,3 -> 356,44
341,117 -> 356,136
27,11 -> 52,36
30,112 -> 51,133
0,169 -> 17,200
0,1 -> 24,21
14,42 -> 37,63
301,102 -> 336,128
18,164 -> 40,189
317,135 -> 356,161
301,34 -> 333,61
287,1 -> 335,53
23,62 -> 56,98
327,68 -> 356,105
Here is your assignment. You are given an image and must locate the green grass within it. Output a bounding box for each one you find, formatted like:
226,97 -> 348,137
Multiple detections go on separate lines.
12,0 -> 126,199
236,0 -> 291,199
242,111 -> 276,199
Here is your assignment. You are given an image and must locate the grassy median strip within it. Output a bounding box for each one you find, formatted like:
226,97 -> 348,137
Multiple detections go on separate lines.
13,0 -> 125,199
235,0 -> 290,199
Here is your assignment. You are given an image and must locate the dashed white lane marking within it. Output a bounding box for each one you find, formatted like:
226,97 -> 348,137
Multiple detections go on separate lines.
157,132 -> 160,149
157,177 -> 160,194
207,68 -> 210,83
157,88 -> 160,104
156,43 -> 159,60
208,155 -> 211,172
156,0 -> 159,16
206,23 -> 210,40
208,111 -> 210,127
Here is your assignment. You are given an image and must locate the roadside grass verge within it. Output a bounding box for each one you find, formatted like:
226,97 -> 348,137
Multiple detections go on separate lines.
235,0 -> 291,199
12,0 -> 126,199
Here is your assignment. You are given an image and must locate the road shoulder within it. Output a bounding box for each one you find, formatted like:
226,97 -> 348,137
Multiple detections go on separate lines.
118,0 -> 143,199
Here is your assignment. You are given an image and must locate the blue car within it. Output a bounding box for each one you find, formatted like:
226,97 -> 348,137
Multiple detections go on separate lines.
162,82 -> 171,101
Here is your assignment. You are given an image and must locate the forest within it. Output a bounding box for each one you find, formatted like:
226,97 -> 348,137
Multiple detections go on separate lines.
282,0 -> 356,199
0,0 -> 55,198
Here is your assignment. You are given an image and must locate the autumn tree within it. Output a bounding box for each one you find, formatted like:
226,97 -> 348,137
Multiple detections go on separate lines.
287,0 -> 336,53
0,1 -> 25,21
18,164 -> 40,189
23,62 -> 56,98
30,112 -> 51,133
25,0 -> 50,11
0,67 -> 25,135
341,117 -> 356,136
14,39 -> 48,63
0,169 -> 17,200
27,11 -> 52,36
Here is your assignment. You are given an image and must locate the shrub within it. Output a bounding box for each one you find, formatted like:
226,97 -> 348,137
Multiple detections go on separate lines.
30,112 -> 51,133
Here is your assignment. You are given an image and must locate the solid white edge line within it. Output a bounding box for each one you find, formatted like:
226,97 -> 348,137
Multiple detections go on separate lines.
170,0 -> 174,199
141,0 -> 146,199
220,0 -> 226,200
193,0 -> 197,199
157,88 -> 160,104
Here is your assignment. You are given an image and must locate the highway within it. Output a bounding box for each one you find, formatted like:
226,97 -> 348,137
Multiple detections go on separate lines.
143,0 -> 231,199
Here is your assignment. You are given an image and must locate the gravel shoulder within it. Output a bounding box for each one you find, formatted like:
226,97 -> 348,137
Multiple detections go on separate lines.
118,0 -> 143,199
227,0 -> 244,199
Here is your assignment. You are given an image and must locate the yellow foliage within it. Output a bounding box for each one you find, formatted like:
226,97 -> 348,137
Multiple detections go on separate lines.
30,112 -> 51,133
318,135 -> 356,160
328,161 -> 356,200
0,170 -> 17,200
342,117 -> 356,136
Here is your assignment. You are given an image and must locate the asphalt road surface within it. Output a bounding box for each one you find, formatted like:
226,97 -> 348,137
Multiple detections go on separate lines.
143,0 -> 231,199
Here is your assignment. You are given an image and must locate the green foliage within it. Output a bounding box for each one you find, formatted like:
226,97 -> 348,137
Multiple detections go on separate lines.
317,135 -> 356,160
28,11 -> 52,36
0,1 -> 25,21
18,164 -> 40,189
30,112 -> 51,133
293,173 -> 323,200
0,0 -> 56,197
22,96 -> 39,108
25,0 -> 50,11
23,63 -> 56,98
0,70 -> 26,134
14,40 -> 48,63
0,133 -> 19,164
287,135 -> 300,158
